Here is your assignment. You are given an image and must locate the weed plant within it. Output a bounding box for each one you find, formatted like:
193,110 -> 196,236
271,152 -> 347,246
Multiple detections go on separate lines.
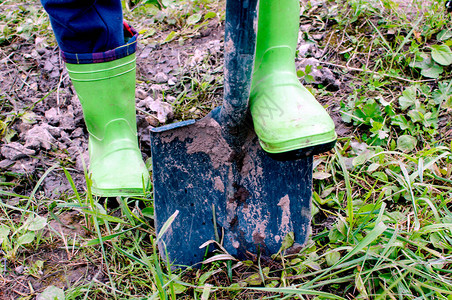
1,0 -> 452,299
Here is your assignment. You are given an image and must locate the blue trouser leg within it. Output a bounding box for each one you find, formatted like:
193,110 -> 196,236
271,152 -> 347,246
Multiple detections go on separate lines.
40,0 -> 124,53
40,0 -> 137,64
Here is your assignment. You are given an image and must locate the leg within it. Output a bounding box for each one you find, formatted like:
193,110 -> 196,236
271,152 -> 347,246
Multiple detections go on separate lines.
250,0 -> 337,159
40,0 -> 124,54
40,0 -> 150,196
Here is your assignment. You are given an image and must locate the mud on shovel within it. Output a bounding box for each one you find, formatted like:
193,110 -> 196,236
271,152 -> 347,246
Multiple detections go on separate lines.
150,0 -> 313,266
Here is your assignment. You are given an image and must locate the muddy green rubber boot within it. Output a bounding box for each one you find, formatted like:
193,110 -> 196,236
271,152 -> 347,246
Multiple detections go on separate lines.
250,0 -> 337,158
66,53 -> 150,197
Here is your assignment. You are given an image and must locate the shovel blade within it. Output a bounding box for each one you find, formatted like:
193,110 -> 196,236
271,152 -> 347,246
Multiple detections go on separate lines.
150,112 -> 312,267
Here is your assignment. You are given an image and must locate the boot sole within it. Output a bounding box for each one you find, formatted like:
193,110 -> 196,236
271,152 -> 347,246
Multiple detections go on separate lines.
267,139 -> 337,161
91,185 -> 149,198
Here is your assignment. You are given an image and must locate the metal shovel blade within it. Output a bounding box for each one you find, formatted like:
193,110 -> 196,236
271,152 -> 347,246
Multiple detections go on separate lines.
150,110 -> 312,266
150,0 -> 313,267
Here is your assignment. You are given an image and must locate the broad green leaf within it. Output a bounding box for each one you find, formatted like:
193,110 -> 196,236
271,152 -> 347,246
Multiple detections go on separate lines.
204,11 -> 217,19
186,13 -> 202,25
145,0 -> 164,9
412,53 -> 443,78
443,95 -> 452,109
141,207 -> 154,218
391,115 -> 411,130
437,29 -> 452,41
325,251 -> 341,266
161,0 -> 174,7
0,224 -> 10,245
167,274 -> 187,294
328,228 -> 345,243
411,52 -> 430,69
353,151 -> 372,167
245,273 -> 263,286
431,44 -> 452,66
201,284 -> 212,300
199,270 -> 215,285
432,81 -> 452,105
28,215 -> 47,231
421,64 -> 443,78
367,163 -> 380,173
311,204 -> 319,217
164,31 -> 177,43
17,231 -> 35,245
397,135 -> 417,152
37,286 -> 64,300
21,111 -> 38,124
407,109 -> 423,123
398,86 -> 416,110
312,191 -> 329,206
280,232 -> 295,251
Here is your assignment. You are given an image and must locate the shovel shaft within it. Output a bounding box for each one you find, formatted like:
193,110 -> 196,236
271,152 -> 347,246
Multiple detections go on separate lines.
220,0 -> 258,135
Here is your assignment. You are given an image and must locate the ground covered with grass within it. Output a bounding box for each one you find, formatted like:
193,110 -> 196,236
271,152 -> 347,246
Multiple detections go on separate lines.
1,0 -> 452,299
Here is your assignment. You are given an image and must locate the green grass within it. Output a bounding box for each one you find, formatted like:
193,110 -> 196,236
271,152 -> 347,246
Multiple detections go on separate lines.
1,0 -> 452,299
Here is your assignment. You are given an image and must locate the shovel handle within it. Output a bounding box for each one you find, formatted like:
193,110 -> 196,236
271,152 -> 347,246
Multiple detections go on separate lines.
220,0 -> 258,134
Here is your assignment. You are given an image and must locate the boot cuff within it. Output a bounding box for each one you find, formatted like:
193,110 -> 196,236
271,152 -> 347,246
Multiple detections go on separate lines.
61,21 -> 138,64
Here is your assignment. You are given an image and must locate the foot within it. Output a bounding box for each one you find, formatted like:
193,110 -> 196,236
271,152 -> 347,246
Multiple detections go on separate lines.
250,72 -> 337,158
88,120 -> 150,197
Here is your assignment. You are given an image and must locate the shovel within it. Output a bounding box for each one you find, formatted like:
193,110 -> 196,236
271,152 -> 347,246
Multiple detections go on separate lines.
150,0 -> 313,266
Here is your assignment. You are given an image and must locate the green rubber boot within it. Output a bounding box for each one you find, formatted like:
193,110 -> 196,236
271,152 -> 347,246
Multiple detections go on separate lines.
250,0 -> 337,158
66,54 -> 150,197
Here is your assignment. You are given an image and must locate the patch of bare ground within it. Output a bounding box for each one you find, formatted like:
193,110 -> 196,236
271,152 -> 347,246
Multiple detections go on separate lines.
0,210 -> 102,299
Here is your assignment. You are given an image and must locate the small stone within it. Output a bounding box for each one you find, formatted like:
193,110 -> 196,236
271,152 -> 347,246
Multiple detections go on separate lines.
0,160 -> 14,169
135,88 -> 148,100
47,125 -> 61,138
154,72 -> 168,83
17,122 -> 32,134
43,60 -> 54,72
148,100 -> 174,123
311,34 -> 324,40
299,58 -> 320,68
139,45 -> 153,59
70,127 -> 84,138
23,125 -> 55,150
37,48 -> 46,56
189,49 -> 206,67
1,142 -> 35,160
298,42 -> 315,57
165,95 -> 177,104
44,107 -> 60,125
137,96 -> 155,109
59,105 -> 79,130
15,265 -> 25,274
208,40 -> 222,55
168,78 -> 176,86
11,158 -> 37,174
145,115 -> 159,127
150,84 -> 163,92
300,24 -> 311,32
